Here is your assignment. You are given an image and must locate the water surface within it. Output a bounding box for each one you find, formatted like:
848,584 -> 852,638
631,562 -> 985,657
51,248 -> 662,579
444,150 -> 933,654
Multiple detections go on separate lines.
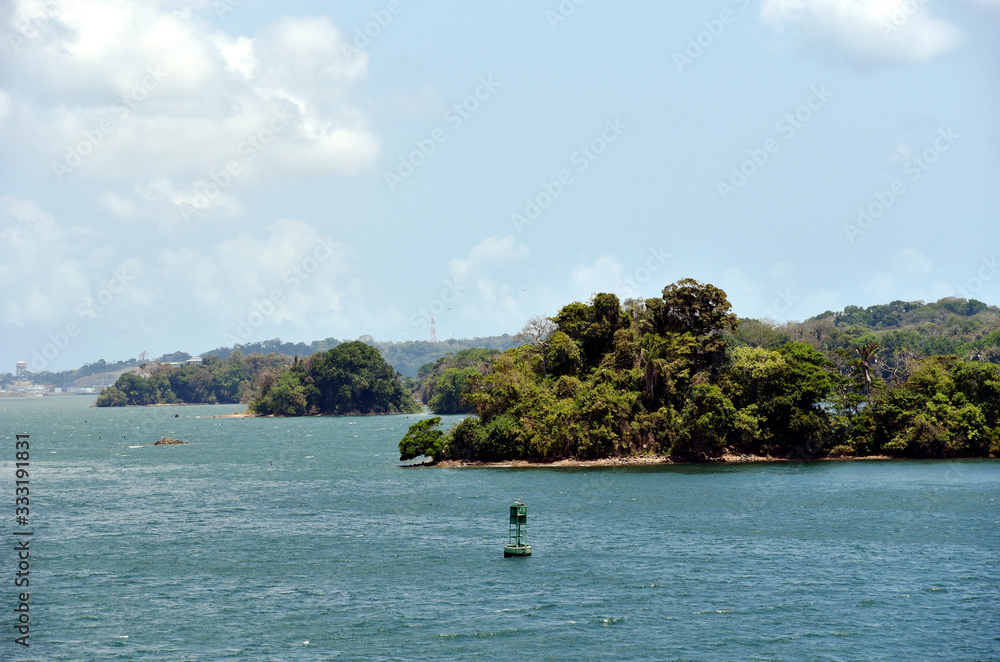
1,397 -> 997,660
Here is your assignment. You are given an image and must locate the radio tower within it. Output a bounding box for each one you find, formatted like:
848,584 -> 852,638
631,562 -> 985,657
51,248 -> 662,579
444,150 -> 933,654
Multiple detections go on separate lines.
430,317 -> 437,344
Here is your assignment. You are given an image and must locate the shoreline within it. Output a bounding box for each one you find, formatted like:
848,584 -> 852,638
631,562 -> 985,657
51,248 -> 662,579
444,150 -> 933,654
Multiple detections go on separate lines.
405,453 -> 995,468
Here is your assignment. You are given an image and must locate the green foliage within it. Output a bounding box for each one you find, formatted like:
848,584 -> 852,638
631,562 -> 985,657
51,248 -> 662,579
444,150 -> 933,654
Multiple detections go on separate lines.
553,293 -> 628,371
249,341 -> 420,416
411,348 -> 500,413
398,417 -> 447,462
546,331 -> 582,377
671,384 -> 735,461
827,444 -> 855,458
95,386 -> 127,407
96,353 -> 283,407
427,367 -> 481,414
791,297 -> 1000,363
851,357 -> 1000,458
252,371 -> 308,416
401,279 -> 744,463
394,282 -> 1000,463
449,416 -> 486,461
733,318 -> 790,350
199,335 -> 522,378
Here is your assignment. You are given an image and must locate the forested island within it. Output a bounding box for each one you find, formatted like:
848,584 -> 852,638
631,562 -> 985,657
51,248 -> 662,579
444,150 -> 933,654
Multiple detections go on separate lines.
199,335 -> 520,378
247,341 -> 419,415
93,280 -> 1000,460
399,279 -> 1000,464
95,351 -> 287,406
97,341 -> 420,416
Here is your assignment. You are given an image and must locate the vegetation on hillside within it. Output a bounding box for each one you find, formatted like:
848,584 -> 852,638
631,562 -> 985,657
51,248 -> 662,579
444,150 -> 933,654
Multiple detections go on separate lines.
736,298 -> 1000,361
248,341 -> 420,416
409,348 -> 501,414
199,335 -> 521,377
96,352 -> 287,406
398,280 -> 1000,464
201,338 -> 342,362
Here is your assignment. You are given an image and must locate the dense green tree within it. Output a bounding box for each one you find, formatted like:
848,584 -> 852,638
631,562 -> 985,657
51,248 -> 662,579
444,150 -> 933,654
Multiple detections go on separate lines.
399,280 -> 1000,464
643,279 -> 737,376
249,341 -> 419,416
427,367 -> 480,414
96,353 -> 286,407
398,417 -> 447,462
95,386 -> 127,407
733,318 -> 790,350
411,348 -> 500,410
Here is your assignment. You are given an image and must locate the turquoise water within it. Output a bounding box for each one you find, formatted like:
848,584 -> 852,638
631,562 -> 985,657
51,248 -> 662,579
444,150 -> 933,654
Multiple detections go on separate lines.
1,396 -> 998,661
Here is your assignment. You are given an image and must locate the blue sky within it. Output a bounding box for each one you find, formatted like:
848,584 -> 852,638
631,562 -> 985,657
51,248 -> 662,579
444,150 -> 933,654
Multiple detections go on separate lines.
1,0 -> 998,372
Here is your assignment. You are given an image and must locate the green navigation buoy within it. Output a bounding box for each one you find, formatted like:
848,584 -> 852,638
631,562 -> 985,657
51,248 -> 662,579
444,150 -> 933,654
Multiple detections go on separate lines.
504,502 -> 531,557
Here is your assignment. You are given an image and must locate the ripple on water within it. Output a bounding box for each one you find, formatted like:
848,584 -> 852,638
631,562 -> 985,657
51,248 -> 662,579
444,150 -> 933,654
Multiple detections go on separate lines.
16,399 -> 1000,661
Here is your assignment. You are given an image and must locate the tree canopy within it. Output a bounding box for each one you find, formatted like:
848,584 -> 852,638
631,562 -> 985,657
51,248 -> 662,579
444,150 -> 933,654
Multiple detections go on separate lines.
398,280 -> 1000,464
96,352 -> 286,407
249,341 -> 420,416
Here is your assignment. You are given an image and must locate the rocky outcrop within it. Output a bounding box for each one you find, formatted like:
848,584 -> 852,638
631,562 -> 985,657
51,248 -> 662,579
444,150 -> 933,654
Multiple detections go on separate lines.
153,436 -> 186,445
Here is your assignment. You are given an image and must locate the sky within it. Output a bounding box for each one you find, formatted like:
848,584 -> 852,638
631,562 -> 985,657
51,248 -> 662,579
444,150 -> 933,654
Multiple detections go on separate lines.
1,0 -> 998,373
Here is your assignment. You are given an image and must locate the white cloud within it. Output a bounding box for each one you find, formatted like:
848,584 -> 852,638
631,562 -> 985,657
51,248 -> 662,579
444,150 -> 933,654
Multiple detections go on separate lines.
130,177 -> 243,225
396,236 -> 530,334
571,255 -> 625,297
155,219 -> 353,340
0,196 -> 94,325
0,196 -> 152,332
760,0 -> 963,67
1,1 -> 378,204
448,236 -> 530,287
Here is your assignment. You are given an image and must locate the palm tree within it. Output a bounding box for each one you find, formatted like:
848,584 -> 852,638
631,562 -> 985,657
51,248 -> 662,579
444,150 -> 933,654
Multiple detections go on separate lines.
638,334 -> 662,396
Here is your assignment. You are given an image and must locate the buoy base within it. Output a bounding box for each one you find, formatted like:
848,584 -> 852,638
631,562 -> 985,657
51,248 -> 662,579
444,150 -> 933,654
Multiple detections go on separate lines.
504,544 -> 532,558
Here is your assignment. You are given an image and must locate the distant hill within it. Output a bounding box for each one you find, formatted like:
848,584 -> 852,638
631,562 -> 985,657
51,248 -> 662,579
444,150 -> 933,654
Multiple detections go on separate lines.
736,297 -> 1000,362
14,297 -> 998,389
201,337 -> 342,362
199,335 -> 523,378
373,336 -> 522,378
15,358 -> 142,387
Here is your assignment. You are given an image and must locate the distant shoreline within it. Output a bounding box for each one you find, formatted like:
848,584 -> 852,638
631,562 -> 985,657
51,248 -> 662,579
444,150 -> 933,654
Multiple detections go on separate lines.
89,402 -> 242,409
404,453 -> 998,468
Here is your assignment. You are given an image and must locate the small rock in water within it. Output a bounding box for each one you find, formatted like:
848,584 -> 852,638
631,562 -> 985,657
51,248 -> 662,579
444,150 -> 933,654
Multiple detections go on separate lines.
154,436 -> 186,445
